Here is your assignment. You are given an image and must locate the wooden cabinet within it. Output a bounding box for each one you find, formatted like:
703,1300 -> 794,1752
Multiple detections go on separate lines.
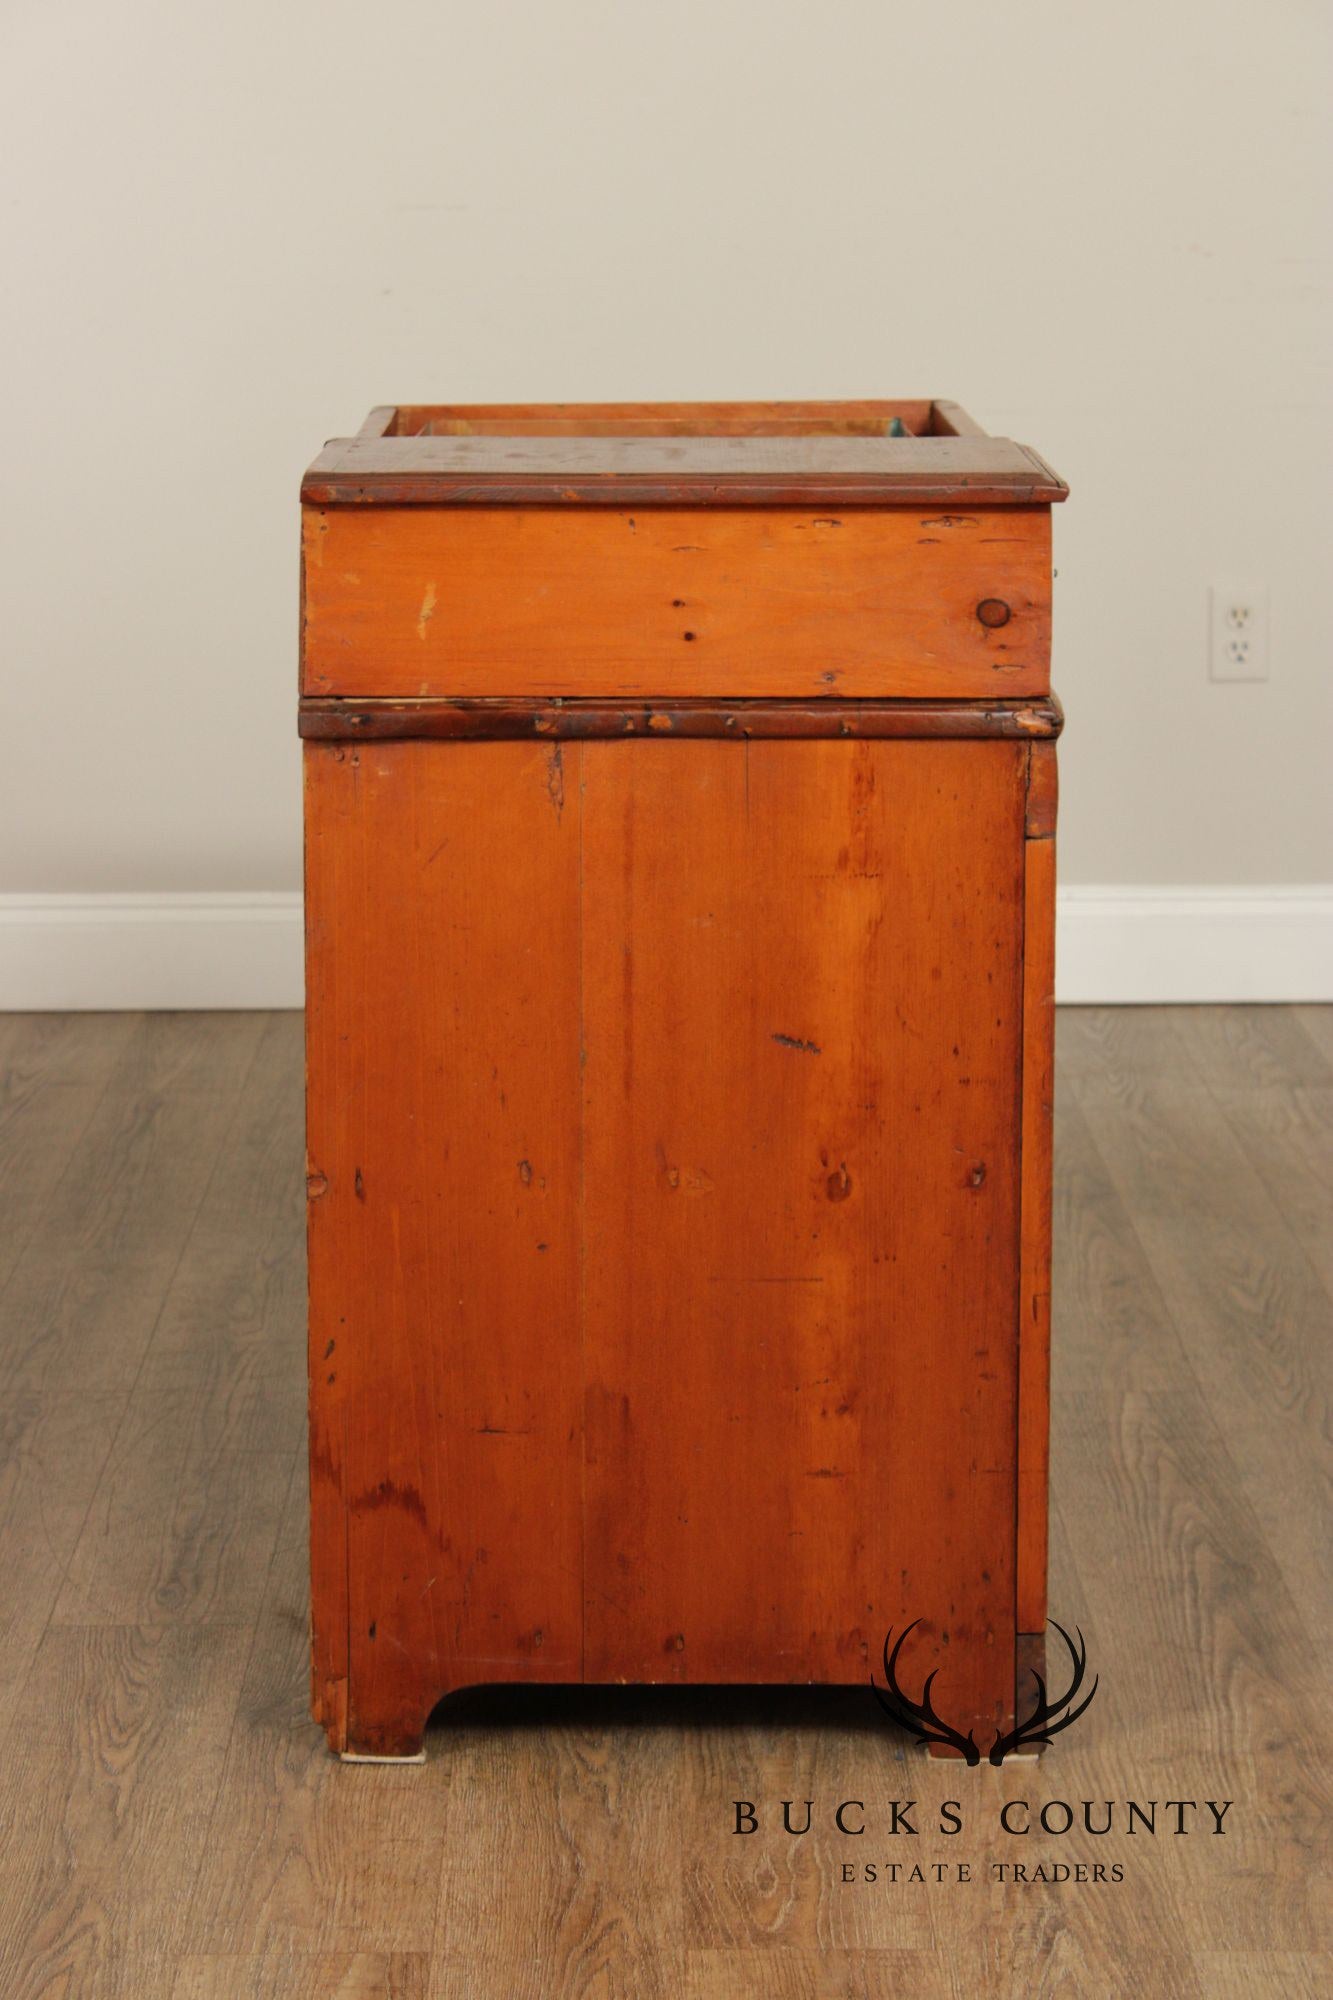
300,401 -> 1065,1760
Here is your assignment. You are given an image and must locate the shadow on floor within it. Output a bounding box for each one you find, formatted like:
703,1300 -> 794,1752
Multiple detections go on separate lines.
426,1679 -> 892,1739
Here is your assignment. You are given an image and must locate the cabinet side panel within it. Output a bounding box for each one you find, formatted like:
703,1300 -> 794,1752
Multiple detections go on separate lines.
304,740 -> 584,1755
581,738 -> 1026,1743
304,749 -> 350,1746
1017,746 -> 1057,1633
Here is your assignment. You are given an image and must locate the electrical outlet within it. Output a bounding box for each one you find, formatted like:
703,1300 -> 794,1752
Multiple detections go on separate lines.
1210,584 -> 1269,682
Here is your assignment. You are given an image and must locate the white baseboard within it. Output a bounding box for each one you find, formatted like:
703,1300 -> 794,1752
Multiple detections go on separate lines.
0,893 -> 305,1011
1055,885 -> 1333,1004
0,887 -> 1329,1011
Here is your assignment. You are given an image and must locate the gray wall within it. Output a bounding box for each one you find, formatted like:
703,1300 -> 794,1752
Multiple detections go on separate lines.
3,0 -> 1330,900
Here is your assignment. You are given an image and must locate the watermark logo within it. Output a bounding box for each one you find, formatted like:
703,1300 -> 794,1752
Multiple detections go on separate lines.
870,1618 -> 1098,1766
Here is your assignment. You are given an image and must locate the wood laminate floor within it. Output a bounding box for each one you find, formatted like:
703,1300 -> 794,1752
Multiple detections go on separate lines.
0,1007 -> 1327,1998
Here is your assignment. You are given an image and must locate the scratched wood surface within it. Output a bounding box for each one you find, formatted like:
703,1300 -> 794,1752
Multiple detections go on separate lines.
306,736 -> 1027,1753
304,742 -> 586,1754
0,1007 -> 1328,1996
300,505 -> 1052,702
580,738 -> 1026,1743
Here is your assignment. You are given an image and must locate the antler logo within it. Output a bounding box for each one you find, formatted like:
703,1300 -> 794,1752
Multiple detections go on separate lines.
871,1619 -> 1098,1766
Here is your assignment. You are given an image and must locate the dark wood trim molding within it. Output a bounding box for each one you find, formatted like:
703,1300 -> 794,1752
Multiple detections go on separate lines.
298,695 -> 1065,743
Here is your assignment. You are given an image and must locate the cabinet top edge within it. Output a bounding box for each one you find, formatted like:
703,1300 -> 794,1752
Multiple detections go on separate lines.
302,404 -> 1068,507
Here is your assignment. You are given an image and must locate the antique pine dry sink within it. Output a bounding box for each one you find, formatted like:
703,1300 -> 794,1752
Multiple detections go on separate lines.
299,399 -> 1066,1761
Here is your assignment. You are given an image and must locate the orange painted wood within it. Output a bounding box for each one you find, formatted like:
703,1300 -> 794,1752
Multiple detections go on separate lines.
1017,745 -> 1058,1634
301,504 -> 1052,702
580,738 -> 1025,1746
304,739 -> 585,1755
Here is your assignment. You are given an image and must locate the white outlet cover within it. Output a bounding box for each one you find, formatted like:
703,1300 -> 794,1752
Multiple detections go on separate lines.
1210,583 -> 1270,682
